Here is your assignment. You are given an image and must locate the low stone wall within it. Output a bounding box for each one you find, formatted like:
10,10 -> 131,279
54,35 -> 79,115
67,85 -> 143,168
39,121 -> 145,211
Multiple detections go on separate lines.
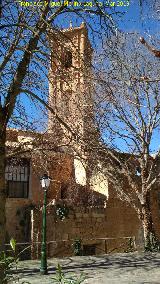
5,191 -> 160,259
6,198 -> 32,242
31,203 -> 140,258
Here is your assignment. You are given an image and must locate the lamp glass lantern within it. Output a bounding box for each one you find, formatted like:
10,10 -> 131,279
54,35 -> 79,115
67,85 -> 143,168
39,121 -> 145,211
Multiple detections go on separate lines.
40,174 -> 51,189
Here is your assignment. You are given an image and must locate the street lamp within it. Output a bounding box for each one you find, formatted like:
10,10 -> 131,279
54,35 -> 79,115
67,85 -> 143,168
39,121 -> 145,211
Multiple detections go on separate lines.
40,174 -> 51,275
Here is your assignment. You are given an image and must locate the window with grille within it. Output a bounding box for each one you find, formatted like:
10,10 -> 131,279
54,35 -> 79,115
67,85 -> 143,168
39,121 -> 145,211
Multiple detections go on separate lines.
5,159 -> 30,198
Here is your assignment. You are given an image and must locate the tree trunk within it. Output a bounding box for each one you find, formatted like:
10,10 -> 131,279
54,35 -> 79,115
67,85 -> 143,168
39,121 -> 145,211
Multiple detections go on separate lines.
0,125 -> 6,281
141,193 -> 158,251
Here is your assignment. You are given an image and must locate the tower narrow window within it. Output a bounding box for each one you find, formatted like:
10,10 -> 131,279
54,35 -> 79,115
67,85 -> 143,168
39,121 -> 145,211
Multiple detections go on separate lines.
62,50 -> 72,68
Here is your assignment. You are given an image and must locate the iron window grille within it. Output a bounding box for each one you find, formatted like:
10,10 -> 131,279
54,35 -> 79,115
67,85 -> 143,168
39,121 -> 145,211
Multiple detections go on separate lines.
5,158 -> 30,198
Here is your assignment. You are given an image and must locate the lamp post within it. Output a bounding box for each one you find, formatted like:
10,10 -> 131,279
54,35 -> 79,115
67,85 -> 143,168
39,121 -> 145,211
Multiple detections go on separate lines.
40,174 -> 50,275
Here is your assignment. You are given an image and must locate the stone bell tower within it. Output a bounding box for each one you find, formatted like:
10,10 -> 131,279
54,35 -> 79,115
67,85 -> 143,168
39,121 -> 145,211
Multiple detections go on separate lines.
48,23 -> 94,150
48,24 -> 108,198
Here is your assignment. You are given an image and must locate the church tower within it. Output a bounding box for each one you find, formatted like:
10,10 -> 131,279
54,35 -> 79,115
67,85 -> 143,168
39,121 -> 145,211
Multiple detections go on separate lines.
48,23 -> 94,150
48,24 -> 108,200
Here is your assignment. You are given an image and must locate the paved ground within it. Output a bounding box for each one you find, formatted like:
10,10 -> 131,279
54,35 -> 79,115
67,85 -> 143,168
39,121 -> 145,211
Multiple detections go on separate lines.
13,252 -> 160,283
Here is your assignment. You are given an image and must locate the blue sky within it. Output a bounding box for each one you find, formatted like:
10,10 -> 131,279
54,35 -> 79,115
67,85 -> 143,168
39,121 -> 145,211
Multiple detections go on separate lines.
8,0 -> 160,152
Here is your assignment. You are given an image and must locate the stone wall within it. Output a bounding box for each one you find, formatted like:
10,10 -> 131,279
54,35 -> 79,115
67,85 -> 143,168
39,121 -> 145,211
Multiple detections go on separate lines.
151,190 -> 160,238
5,159 -> 160,260
31,200 -> 141,259
6,198 -> 32,243
6,191 -> 160,259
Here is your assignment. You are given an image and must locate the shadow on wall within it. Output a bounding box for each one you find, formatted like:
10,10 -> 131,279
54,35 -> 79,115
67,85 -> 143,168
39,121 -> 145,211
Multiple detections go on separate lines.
61,183 -> 107,207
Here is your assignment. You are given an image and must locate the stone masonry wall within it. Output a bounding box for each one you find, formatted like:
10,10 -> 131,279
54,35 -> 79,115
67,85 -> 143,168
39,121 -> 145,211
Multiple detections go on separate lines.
6,190 -> 160,259
6,198 -> 32,243
31,200 -> 142,259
